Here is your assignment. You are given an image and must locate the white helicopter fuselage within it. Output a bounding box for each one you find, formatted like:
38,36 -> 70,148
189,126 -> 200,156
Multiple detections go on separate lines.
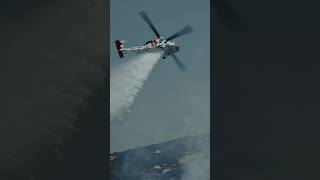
115,37 -> 180,59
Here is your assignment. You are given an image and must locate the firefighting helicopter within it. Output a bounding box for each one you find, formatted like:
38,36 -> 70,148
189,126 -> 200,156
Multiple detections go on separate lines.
115,11 -> 193,71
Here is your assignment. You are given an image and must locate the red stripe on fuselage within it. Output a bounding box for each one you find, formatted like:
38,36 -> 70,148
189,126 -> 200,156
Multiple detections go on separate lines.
152,40 -> 157,48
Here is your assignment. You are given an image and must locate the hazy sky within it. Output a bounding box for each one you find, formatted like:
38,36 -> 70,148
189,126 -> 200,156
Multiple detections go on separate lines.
110,0 -> 210,152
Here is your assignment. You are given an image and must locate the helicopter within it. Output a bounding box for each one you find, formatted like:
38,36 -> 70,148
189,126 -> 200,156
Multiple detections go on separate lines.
115,11 -> 193,71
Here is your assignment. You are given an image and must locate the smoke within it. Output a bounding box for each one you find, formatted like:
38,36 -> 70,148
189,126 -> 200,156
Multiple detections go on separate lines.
110,51 -> 163,123
181,136 -> 210,180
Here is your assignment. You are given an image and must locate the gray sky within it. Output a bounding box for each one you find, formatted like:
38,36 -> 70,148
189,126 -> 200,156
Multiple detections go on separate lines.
110,0 -> 210,152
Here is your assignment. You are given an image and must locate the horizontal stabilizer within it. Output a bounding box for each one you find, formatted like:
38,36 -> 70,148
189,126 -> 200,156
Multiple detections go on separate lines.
115,40 -> 124,58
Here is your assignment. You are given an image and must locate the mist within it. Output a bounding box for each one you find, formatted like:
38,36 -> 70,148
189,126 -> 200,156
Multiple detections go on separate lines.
181,137 -> 210,180
110,51 -> 163,123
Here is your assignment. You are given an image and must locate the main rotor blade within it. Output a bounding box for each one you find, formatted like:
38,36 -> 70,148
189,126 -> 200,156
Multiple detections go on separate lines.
139,11 -> 161,38
172,54 -> 186,71
166,25 -> 193,41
